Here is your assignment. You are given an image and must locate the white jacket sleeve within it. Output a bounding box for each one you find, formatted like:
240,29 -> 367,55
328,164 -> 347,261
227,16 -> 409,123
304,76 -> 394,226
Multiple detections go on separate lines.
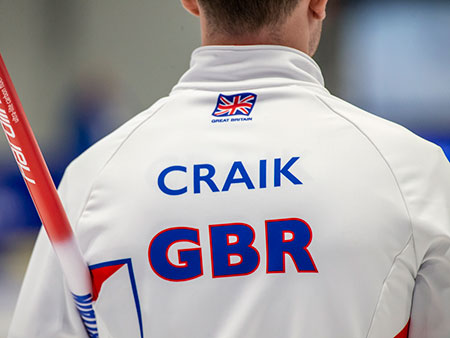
8,103 -> 165,338
323,95 -> 450,337
8,170 -> 88,338
408,147 -> 450,337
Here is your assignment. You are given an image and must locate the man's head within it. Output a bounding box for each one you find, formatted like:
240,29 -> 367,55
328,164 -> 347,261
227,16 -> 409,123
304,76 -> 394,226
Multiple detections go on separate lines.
181,0 -> 328,56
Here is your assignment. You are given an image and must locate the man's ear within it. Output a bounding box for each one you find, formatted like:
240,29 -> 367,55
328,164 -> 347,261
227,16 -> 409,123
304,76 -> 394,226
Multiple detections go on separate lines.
181,0 -> 201,17
309,0 -> 328,20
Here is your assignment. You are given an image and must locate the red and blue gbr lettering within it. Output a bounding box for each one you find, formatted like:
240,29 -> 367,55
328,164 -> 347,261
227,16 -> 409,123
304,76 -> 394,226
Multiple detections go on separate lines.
148,218 -> 317,282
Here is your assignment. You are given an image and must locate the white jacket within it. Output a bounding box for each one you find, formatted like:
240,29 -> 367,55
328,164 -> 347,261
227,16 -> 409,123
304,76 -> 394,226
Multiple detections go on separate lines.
9,45 -> 450,338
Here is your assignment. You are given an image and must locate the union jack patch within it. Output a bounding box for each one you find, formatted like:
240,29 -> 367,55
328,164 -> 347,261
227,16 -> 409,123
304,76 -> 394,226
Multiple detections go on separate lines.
212,93 -> 257,117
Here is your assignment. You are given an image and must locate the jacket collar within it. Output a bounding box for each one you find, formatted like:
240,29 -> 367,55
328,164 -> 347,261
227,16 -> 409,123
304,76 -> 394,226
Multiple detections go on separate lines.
171,45 -> 325,93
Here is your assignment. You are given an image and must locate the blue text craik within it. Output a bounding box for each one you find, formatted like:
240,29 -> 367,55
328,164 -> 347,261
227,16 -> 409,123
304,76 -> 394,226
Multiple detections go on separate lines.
158,157 -> 302,196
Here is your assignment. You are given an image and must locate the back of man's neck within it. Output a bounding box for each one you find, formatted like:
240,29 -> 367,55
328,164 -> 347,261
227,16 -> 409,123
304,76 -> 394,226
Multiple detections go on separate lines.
201,30 -> 309,56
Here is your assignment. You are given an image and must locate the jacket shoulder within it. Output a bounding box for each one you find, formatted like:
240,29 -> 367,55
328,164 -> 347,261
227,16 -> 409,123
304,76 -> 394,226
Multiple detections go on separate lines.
318,93 -> 450,259
58,97 -> 169,224
317,94 -> 443,160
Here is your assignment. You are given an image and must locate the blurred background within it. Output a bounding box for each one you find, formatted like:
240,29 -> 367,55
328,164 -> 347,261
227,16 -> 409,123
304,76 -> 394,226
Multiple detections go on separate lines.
0,0 -> 449,334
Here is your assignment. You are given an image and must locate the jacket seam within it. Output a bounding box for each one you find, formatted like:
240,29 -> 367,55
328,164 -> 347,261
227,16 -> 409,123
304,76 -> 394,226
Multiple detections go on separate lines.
171,82 -> 327,94
71,99 -> 169,232
365,236 -> 413,337
315,95 -> 417,336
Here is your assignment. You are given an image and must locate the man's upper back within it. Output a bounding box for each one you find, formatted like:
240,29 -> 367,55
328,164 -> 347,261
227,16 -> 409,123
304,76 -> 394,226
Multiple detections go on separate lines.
10,45 -> 450,338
